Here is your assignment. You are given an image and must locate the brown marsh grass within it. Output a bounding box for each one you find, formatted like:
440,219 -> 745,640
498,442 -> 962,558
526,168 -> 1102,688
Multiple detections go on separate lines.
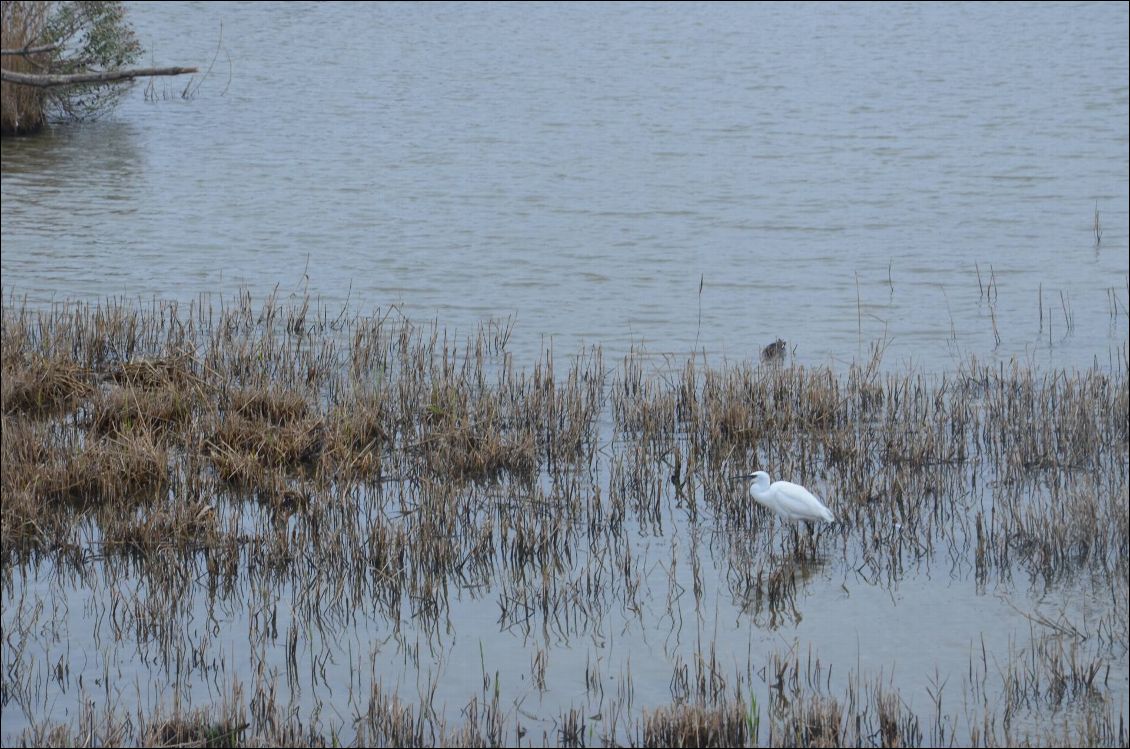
1,293 -> 1126,746
0,352 -> 91,416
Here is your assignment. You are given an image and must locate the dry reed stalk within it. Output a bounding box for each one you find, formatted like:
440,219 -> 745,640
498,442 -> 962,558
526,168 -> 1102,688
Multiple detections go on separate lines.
0,0 -> 49,134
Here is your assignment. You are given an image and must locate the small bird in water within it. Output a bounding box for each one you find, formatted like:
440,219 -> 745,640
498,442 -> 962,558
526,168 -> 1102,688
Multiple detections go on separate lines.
735,470 -> 834,524
761,338 -> 787,363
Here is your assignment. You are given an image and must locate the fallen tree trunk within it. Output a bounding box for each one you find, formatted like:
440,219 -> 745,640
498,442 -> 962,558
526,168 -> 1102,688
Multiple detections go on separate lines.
1,65 -> 197,88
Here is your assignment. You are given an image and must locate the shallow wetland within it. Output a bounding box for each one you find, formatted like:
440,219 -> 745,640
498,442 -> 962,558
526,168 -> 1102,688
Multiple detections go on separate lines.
1,292 -> 1126,746
3,2 -> 1128,745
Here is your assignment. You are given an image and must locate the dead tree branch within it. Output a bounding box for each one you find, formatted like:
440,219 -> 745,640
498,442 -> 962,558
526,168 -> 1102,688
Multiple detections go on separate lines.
1,65 -> 198,88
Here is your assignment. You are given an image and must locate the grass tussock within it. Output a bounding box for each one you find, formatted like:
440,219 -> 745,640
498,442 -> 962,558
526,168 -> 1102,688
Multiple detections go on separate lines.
776,695 -> 844,748
641,702 -> 748,748
228,385 -> 310,425
2,419 -> 168,510
1,353 -> 91,416
101,500 -> 218,557
206,410 -> 325,485
144,717 -> 248,748
421,422 -> 538,484
323,393 -> 389,478
108,351 -> 199,390
88,384 -> 195,439
2,417 -> 169,557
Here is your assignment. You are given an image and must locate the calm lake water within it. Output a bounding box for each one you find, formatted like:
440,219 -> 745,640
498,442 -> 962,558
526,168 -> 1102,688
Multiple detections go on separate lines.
2,1 -> 1127,370
1,2 -> 1128,744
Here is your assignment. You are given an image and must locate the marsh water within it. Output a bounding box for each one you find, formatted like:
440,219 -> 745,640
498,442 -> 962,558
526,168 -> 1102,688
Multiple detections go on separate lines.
1,2 -> 1128,744
3,2 -> 1128,370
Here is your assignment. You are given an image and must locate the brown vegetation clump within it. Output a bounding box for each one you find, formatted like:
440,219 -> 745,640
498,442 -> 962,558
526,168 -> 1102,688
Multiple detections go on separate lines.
15,430 -> 168,509
778,695 -> 844,748
101,499 -> 219,557
421,421 -> 538,485
1,352 -> 91,416
228,385 -> 310,425
138,697 -> 250,749
206,410 -> 325,486
197,386 -> 325,487
641,702 -> 748,748
88,384 -> 195,439
323,393 -> 389,478
414,384 -> 539,484
108,351 -> 199,390
3,411 -> 166,501
2,415 -> 169,557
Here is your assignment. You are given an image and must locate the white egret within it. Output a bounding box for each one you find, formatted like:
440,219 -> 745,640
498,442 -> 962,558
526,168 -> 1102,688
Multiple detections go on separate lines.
736,471 -> 834,524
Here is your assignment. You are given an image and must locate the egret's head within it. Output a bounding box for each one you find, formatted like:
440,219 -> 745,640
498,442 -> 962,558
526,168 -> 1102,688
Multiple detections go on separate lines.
733,471 -> 770,489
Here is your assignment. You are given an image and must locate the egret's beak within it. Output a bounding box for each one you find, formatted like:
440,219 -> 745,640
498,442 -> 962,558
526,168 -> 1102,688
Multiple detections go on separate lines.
730,474 -> 755,483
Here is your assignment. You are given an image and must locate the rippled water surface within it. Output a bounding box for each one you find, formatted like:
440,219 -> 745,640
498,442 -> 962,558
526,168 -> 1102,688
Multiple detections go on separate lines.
2,1 -> 1127,369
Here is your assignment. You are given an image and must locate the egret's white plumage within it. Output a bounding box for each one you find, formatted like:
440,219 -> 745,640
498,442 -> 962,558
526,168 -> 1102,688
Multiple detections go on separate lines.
739,471 -> 834,523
